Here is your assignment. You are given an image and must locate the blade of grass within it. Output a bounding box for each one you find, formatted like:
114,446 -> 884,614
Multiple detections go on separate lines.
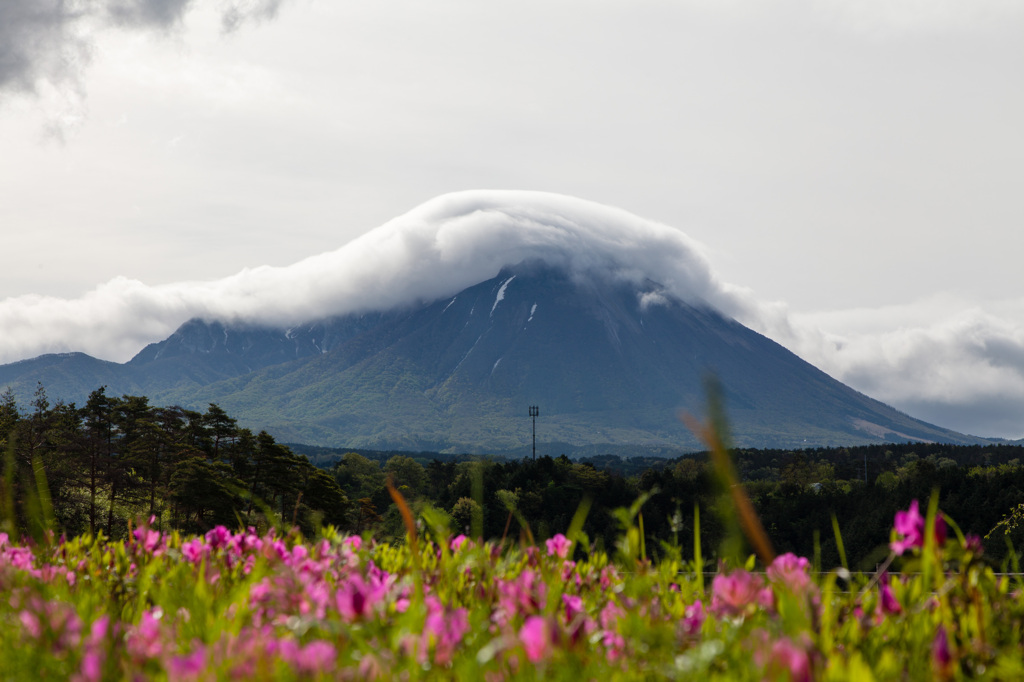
693,502 -> 704,594
681,377 -> 774,566
831,513 -> 848,572
566,496 -> 592,554
387,473 -> 422,599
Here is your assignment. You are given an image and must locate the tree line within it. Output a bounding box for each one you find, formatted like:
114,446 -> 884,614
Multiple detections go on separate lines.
0,385 -> 348,539
5,384 -> 1024,571
330,445 -> 1024,569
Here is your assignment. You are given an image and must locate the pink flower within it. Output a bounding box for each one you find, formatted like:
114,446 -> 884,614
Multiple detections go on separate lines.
181,538 -> 209,564
599,600 -> 624,630
205,526 -> 232,549
878,576 -> 901,615
421,596 -> 470,665
77,652 -> 103,682
767,553 -> 813,594
964,534 -> 984,556
762,636 -> 813,682
891,500 -> 946,554
545,533 -> 572,559
681,599 -> 705,636
602,630 -> 626,662
292,641 -> 336,674
335,574 -> 387,621
19,610 -> 42,638
711,570 -> 765,616
168,646 -> 207,680
4,546 -> 34,570
519,616 -> 555,662
127,608 -> 165,661
74,616 -> 111,682
562,594 -> 584,622
449,534 -> 469,551
932,626 -> 954,677
19,599 -> 81,653
496,570 -> 546,622
133,518 -> 164,555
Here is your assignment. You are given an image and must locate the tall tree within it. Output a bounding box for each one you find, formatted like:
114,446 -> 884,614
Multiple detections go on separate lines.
202,404 -> 238,461
81,387 -> 114,535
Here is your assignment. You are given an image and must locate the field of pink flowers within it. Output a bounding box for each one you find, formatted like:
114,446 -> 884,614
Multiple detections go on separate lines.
1,491 -> 1021,681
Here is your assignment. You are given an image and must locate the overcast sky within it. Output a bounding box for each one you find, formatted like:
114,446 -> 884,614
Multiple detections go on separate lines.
2,0 -> 1023,439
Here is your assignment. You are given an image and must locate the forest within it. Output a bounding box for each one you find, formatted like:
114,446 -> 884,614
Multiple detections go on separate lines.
4,384 -> 1024,570
0,385 -> 348,540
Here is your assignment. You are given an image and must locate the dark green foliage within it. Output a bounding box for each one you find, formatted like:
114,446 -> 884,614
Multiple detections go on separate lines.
0,388 -> 351,540
4,382 -> 1024,574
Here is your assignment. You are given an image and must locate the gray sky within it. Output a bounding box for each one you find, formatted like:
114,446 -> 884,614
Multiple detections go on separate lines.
1,0 -> 1023,438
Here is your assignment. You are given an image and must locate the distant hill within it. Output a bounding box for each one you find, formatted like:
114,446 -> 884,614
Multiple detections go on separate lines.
0,259 -> 987,454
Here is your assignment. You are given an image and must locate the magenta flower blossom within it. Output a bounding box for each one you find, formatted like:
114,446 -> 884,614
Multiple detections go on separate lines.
563,593 -> 584,622
449,534 -> 469,551
281,640 -> 337,675
496,570 -> 546,623
77,652 -> 103,682
132,522 -> 164,555
335,573 -> 389,621
545,533 -> 572,559
520,615 -> 555,662
964,533 -> 984,556
767,553 -> 813,594
932,625 -> 954,676
167,646 -> 207,681
711,569 -> 765,616
74,616 -> 111,682
763,636 -> 813,682
599,600 -> 624,630
18,598 -> 82,655
878,575 -> 902,615
891,500 -> 946,554
180,538 -> 209,564
2,545 -> 35,571
126,608 -> 165,662
420,596 -> 470,665
681,599 -> 705,636
18,609 -> 42,638
205,526 -> 232,550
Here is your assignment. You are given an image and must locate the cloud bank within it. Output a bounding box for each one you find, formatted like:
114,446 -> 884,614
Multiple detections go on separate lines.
1,190 -> 1021,439
0,0 -> 284,133
790,300 -> 1024,439
0,190 -> 755,364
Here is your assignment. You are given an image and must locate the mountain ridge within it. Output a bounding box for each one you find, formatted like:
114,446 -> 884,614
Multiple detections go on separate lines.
0,259 -> 988,454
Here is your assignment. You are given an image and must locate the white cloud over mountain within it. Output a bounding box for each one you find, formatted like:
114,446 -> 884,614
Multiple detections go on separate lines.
0,190 -> 1021,439
0,191 -> 739,361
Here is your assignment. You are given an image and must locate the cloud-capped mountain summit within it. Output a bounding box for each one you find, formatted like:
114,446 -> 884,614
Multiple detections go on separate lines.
0,191 -> 766,367
0,255 -> 981,453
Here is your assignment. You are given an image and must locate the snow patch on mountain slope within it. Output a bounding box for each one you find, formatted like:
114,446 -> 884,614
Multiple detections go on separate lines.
491,276 -> 515,317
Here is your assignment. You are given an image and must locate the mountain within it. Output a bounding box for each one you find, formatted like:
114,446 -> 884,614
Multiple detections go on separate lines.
0,259 -> 985,454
